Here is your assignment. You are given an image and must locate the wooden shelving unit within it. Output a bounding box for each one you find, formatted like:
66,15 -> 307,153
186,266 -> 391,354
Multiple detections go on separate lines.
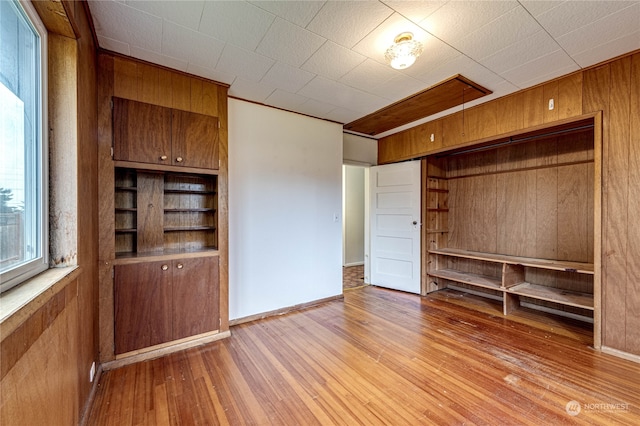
425,117 -> 599,330
429,249 -> 594,314
114,168 -> 218,258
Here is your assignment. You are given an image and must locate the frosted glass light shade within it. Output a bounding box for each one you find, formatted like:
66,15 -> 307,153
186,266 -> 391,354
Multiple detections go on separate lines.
385,33 -> 423,70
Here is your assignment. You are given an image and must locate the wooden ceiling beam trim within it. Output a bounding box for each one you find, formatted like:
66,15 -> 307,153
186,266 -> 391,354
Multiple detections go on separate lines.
344,75 -> 492,136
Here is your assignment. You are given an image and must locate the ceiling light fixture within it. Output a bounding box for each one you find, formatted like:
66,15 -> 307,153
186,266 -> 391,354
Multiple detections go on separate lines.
385,32 -> 423,70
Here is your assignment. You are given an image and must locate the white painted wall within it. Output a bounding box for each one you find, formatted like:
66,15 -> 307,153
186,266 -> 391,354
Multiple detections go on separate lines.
343,165 -> 365,266
343,133 -> 377,165
228,99 -> 343,320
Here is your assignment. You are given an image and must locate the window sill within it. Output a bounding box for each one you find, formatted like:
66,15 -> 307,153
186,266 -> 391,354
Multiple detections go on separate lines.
0,266 -> 80,329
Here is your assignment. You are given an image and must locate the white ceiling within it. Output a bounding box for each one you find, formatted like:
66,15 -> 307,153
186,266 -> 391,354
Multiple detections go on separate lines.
88,0 -> 640,137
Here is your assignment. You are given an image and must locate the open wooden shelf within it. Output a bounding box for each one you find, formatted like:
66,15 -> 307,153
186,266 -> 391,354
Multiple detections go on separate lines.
429,248 -> 594,274
114,247 -> 219,264
429,269 -> 502,291
164,208 -> 216,213
509,283 -> 594,311
164,226 -> 216,232
164,189 -> 216,195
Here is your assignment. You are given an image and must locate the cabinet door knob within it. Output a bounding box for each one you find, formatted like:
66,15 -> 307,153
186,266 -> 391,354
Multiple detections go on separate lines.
176,263 -> 183,269
176,156 -> 183,163
161,264 -> 169,271
160,155 -> 168,161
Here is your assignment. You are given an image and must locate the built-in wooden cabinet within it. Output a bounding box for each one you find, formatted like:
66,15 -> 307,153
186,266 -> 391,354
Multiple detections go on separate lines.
424,114 -> 601,345
114,256 -> 219,354
114,168 -> 217,256
113,97 -> 219,169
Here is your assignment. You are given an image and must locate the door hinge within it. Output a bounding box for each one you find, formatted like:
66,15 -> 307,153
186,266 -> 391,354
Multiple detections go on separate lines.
110,146 -> 114,158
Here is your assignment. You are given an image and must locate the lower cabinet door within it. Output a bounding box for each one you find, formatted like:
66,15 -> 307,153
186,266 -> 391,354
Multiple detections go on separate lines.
114,261 -> 172,354
172,257 -> 219,340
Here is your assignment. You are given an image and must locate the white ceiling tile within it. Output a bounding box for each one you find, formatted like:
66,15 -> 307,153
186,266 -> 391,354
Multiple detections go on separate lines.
517,63 -> 580,88
126,0 -> 205,30
340,59 -> 398,93
216,44 -> 275,82
97,35 -> 130,56
501,49 -> 578,88
306,1 -> 394,48
420,55 -> 504,91
265,89 -> 309,110
229,78 -> 277,103
534,0 -> 637,38
556,3 -> 640,55
89,0 -> 163,52
162,21 -> 225,70
186,63 -> 236,86
351,13 -> 431,64
572,30 -> 640,68
402,35 -> 461,82
381,1 -> 448,23
420,0 -> 518,43
324,107 -> 365,124
519,0 -> 565,17
301,41 -> 366,80
249,1 -> 326,27
296,99 -> 338,117
366,73 -> 427,101
298,77 -> 387,113
256,18 -> 327,67
261,62 -> 316,93
131,46 -> 188,72
454,6 -> 542,61
480,30 -> 561,75
199,1 -> 275,50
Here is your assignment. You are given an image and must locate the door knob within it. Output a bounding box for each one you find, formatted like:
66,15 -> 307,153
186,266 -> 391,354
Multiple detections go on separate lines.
176,263 -> 183,269
160,155 -> 168,161
176,156 -> 183,163
161,264 -> 169,271
412,221 -> 418,225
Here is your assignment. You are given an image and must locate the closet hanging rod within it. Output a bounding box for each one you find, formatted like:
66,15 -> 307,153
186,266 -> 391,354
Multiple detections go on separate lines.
436,123 -> 594,158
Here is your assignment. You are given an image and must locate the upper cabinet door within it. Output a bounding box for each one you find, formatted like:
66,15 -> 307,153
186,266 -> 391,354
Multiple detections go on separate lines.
171,109 -> 219,170
113,97 -> 172,165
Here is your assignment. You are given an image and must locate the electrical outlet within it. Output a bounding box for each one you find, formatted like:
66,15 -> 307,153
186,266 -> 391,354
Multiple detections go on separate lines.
333,213 -> 339,223
89,362 -> 96,383
548,98 -> 554,110
430,133 -> 435,142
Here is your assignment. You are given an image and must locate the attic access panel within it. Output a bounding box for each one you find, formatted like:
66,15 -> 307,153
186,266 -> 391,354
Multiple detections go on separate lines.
344,75 -> 492,136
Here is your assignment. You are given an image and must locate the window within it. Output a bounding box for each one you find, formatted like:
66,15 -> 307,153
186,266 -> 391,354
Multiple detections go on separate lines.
0,0 -> 48,292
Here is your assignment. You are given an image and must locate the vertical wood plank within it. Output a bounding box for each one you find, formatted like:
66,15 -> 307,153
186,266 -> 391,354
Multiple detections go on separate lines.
158,69 -> 173,108
599,60 -> 628,349
583,64 -> 612,349
495,94 -> 520,134
136,172 -> 165,253
626,53 -> 640,354
113,57 -> 140,99
522,86 -> 544,127
190,78 -> 204,115
171,73 -> 191,111
442,111 -> 464,148
140,63 -> 160,105
202,82 -> 219,117
557,164 -> 589,262
558,73 -> 583,120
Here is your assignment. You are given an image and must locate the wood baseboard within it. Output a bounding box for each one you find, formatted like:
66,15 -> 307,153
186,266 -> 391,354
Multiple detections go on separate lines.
601,346 -> 640,364
102,330 -> 231,371
229,294 -> 344,327
79,363 -> 103,426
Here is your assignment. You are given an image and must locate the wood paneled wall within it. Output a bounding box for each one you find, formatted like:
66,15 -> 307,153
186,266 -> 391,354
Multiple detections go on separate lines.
97,53 -> 229,362
1,1 -> 99,424
380,50 -> 640,356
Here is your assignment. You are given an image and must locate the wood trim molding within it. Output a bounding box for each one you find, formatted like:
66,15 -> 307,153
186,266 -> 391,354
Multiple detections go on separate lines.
601,346 -> 640,364
344,75 -> 492,136
229,294 -> 345,327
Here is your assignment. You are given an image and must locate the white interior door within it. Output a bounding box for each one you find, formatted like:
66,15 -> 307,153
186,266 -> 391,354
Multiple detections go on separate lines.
369,161 -> 421,294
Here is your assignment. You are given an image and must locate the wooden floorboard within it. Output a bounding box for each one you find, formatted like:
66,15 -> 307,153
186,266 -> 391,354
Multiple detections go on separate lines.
88,287 -> 640,425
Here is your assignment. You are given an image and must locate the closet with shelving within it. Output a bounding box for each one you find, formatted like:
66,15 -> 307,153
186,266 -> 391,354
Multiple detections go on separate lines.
426,116 -> 600,332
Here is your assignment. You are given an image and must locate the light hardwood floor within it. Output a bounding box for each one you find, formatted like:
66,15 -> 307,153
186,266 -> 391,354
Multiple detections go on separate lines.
88,287 -> 640,425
